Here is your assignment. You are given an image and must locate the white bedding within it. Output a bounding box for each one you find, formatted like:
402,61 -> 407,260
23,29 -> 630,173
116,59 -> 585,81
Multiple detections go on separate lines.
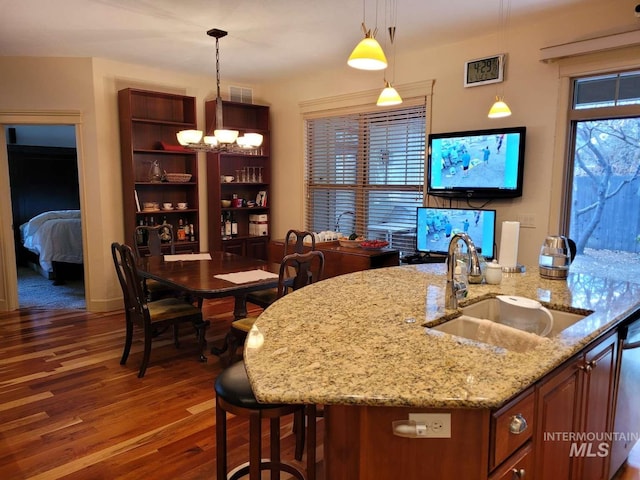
20,210 -> 83,273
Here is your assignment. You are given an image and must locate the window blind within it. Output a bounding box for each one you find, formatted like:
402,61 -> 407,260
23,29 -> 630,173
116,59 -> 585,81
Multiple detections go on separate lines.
305,103 -> 426,255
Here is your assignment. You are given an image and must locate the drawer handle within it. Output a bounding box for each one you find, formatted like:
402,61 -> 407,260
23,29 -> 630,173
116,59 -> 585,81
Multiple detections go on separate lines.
509,414 -> 528,434
511,468 -> 525,479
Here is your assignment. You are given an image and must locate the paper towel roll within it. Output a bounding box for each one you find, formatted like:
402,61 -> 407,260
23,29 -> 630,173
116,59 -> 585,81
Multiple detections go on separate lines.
498,221 -> 520,267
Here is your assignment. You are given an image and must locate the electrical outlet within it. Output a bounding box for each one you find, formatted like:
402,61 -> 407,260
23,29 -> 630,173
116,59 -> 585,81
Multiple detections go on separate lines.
516,213 -> 536,228
408,413 -> 451,438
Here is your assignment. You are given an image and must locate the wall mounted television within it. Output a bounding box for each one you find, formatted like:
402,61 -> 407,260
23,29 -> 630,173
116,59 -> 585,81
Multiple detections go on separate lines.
427,126 -> 526,199
416,207 -> 496,259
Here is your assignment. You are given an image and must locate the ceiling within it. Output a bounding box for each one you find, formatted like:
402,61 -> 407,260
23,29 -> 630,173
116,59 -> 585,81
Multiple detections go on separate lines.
0,0 -> 604,84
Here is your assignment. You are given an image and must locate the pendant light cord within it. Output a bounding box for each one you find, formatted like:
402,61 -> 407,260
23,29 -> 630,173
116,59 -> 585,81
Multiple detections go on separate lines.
215,34 -> 224,129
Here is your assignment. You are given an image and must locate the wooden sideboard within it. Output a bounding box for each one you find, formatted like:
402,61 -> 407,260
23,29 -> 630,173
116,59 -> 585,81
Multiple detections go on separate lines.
268,239 -> 400,278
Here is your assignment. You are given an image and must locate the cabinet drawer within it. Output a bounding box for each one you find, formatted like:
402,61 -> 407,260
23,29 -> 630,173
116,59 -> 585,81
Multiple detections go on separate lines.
489,441 -> 534,480
490,388 -> 535,469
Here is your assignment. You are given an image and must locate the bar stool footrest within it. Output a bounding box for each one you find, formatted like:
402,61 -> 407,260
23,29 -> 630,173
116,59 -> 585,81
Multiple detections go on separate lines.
228,459 -> 307,480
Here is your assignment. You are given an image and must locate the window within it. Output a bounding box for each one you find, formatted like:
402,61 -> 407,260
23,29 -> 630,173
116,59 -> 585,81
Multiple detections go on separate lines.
305,103 -> 426,255
574,71 -> 640,109
565,70 -> 640,276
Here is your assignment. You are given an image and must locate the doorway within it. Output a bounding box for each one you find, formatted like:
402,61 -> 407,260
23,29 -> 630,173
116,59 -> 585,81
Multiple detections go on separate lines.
4,123 -> 85,309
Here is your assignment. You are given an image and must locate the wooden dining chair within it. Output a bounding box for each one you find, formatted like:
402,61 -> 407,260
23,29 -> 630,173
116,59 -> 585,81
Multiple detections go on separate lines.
111,242 -> 209,377
211,249 -> 325,364
245,229 -> 316,309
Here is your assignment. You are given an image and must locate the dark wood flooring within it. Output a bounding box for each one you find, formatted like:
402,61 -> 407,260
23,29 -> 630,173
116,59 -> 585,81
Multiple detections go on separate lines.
0,300 -> 638,479
0,299 -> 322,479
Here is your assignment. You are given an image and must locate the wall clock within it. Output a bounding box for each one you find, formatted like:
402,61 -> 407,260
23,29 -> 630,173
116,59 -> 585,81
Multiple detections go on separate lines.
464,54 -> 505,87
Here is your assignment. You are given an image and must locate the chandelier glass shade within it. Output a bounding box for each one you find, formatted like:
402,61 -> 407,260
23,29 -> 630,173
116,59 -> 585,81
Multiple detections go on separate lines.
177,29 -> 264,153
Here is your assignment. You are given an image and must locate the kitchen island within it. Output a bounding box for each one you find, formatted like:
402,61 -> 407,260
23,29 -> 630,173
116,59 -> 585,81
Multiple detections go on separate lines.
244,263 -> 640,479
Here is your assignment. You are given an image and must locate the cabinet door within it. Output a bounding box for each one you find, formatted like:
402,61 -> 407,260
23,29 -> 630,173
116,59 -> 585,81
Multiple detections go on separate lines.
245,237 -> 268,260
577,333 -> 617,480
222,239 -> 245,256
535,357 -> 582,479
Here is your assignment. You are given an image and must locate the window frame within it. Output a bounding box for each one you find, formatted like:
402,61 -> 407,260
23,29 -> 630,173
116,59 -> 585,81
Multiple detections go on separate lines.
561,70 -> 640,234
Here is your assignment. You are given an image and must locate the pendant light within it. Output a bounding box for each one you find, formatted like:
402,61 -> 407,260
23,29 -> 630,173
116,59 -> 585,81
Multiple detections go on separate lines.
348,0 -> 388,70
488,0 -> 512,119
377,81 -> 402,106
177,29 -> 263,152
488,96 -> 511,118
377,0 -> 402,107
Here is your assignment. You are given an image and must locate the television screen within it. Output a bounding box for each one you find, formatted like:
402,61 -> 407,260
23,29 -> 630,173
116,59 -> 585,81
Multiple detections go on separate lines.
427,126 -> 526,199
416,207 -> 496,259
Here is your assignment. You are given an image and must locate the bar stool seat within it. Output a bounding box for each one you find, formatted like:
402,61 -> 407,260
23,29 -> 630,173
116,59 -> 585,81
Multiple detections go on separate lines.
215,361 -> 316,480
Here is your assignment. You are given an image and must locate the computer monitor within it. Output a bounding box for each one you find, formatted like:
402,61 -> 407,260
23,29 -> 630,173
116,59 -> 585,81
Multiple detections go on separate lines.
416,207 -> 496,259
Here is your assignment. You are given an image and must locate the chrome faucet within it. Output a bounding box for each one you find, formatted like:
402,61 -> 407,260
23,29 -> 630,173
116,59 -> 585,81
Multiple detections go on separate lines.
445,232 -> 482,309
334,210 -> 355,232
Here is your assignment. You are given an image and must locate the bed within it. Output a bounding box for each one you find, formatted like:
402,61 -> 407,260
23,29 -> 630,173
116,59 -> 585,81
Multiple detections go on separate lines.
19,210 -> 83,283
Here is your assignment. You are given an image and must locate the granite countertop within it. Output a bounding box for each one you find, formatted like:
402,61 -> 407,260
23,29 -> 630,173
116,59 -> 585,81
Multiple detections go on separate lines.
244,263 -> 640,409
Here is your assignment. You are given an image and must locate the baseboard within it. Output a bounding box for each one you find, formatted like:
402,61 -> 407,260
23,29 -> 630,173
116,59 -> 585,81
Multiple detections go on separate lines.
86,297 -> 123,313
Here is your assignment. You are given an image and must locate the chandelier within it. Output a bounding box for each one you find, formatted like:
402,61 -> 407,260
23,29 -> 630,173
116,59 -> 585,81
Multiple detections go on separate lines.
177,29 -> 264,153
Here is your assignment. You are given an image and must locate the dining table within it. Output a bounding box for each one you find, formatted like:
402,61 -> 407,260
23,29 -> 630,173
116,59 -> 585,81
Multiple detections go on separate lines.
136,251 -> 283,320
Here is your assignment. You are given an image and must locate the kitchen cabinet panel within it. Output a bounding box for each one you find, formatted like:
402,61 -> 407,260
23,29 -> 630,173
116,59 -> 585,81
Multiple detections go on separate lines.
535,331 -> 617,480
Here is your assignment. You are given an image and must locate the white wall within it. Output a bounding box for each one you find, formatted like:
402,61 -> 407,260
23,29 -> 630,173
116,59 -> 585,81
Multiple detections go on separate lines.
260,0 -> 640,267
0,0 -> 639,311
0,56 -> 258,311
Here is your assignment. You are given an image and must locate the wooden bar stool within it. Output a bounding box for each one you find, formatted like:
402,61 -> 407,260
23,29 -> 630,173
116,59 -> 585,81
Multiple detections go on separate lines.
215,361 -> 316,480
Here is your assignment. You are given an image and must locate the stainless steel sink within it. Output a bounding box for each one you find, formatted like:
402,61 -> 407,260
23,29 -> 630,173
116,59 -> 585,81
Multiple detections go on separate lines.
459,298 -> 590,337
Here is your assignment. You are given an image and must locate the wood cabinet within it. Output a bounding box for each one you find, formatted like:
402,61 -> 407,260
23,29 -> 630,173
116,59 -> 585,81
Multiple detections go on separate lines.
535,331 -> 617,480
268,240 -> 400,278
118,88 -> 200,253
324,405 -> 490,480
488,442 -> 534,480
576,331 -> 617,480
206,100 -> 270,259
321,331 -> 618,480
489,389 -> 535,475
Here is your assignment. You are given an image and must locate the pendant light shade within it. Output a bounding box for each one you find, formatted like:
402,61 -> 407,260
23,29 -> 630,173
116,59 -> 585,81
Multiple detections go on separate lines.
348,24 -> 388,70
377,81 -> 402,106
488,96 -> 512,118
